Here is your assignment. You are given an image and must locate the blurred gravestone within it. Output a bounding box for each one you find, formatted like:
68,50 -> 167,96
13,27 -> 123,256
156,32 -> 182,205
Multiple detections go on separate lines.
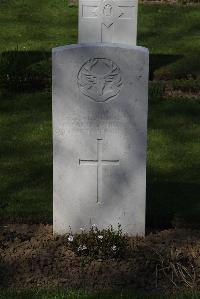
78,0 -> 138,45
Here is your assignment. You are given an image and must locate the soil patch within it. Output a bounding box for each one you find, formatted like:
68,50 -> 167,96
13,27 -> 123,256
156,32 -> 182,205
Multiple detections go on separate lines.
0,224 -> 200,292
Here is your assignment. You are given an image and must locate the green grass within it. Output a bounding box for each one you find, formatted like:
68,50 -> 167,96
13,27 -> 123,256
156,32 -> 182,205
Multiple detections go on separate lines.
0,1 -> 199,53
0,0 -> 200,227
0,0 -> 78,51
0,290 -> 200,299
0,92 -> 199,227
147,97 -> 200,228
138,5 -> 200,54
0,1 -> 200,80
0,91 -> 52,222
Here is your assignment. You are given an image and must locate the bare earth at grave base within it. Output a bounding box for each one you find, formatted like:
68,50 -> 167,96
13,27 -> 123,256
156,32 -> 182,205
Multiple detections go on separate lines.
1,224 -> 200,293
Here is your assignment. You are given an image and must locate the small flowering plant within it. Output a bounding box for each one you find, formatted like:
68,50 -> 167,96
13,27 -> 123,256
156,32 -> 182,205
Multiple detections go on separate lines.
66,224 -> 127,260
67,235 -> 74,242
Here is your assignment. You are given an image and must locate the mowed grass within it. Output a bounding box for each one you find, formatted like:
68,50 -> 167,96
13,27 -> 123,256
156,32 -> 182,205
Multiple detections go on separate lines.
0,91 -> 52,222
0,0 -> 78,51
0,0 -> 199,53
0,290 -> 200,299
0,0 -> 200,226
0,91 -> 199,226
147,97 -> 200,228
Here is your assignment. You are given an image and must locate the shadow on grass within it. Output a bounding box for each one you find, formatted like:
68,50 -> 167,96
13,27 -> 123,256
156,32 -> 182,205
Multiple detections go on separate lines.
147,180 -> 200,229
0,50 -> 51,91
0,51 -> 199,228
149,54 -> 183,80
146,98 -> 200,229
0,91 -> 52,223
1,50 -> 199,92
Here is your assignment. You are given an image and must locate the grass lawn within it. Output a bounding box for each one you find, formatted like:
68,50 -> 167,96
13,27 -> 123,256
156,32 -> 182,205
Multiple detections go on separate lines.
0,91 -> 52,222
0,91 -> 200,227
0,1 -> 200,79
147,97 -> 200,227
0,0 -> 200,227
0,290 -> 200,299
0,0 -> 200,53
0,1 -> 200,297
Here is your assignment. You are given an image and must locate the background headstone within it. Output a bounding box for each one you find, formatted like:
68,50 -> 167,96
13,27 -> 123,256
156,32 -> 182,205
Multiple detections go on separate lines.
78,0 -> 138,45
53,44 -> 148,235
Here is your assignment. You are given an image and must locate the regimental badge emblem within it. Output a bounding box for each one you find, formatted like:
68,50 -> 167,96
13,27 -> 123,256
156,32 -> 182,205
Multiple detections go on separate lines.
77,58 -> 122,102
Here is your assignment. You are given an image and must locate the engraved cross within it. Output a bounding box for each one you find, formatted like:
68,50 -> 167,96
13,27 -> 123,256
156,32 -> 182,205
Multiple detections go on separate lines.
79,138 -> 120,204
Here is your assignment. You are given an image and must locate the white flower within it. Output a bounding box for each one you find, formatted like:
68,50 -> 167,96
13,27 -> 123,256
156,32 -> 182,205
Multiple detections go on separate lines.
98,235 -> 103,240
111,245 -> 117,251
92,224 -> 96,227
77,244 -> 87,251
80,227 -> 85,231
68,235 -> 74,242
77,245 -> 82,251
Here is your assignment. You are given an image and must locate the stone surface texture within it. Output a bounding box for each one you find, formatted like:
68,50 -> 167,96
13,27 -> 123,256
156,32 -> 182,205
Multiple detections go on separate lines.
78,0 -> 138,45
53,43 -> 149,235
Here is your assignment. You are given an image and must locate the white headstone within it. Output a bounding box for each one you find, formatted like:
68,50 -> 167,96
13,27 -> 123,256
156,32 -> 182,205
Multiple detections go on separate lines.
78,0 -> 138,45
53,43 -> 149,235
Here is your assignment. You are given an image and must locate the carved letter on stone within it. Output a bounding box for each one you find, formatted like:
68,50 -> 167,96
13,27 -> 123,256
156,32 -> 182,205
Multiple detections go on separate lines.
77,58 -> 122,102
